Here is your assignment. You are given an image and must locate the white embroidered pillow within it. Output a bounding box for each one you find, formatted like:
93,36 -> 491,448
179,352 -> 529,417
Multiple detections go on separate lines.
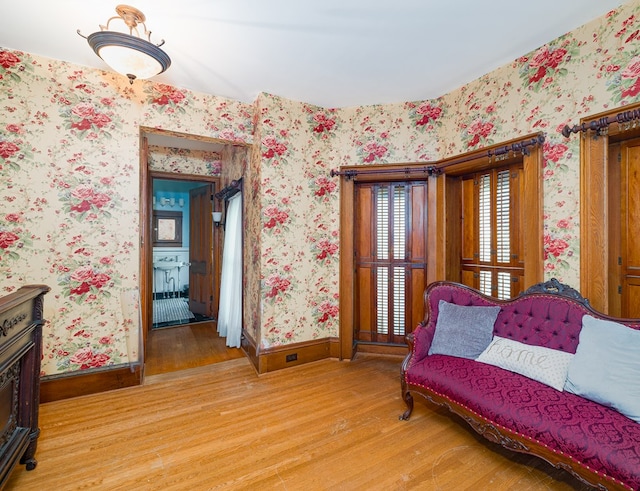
476,336 -> 573,391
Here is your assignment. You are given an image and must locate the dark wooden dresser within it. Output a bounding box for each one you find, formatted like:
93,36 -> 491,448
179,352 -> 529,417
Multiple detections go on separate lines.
0,285 -> 49,488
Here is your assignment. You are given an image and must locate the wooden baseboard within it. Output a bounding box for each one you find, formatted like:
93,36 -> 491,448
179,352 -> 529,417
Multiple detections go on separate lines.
40,337 -> 343,400
40,364 -> 142,403
241,333 -> 259,373
256,337 -> 340,374
355,342 -> 408,357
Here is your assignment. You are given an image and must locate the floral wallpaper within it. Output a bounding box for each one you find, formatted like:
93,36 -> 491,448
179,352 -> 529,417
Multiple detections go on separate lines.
244,97 -> 266,347
255,95 -> 441,349
434,5 -> 640,282
256,96 -> 341,347
1,1 -> 639,375
0,51 -> 252,376
148,146 -> 222,175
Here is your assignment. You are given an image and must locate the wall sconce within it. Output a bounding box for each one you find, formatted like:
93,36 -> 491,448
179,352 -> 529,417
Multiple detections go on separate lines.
212,211 -> 223,228
77,5 -> 171,84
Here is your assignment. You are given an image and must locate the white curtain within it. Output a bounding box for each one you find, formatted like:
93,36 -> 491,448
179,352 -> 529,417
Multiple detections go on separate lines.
217,192 -> 242,348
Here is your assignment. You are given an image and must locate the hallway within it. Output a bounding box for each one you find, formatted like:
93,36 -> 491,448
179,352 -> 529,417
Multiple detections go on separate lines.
144,321 -> 245,376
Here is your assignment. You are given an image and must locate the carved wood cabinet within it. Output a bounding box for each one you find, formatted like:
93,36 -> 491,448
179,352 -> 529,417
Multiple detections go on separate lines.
0,285 -> 49,488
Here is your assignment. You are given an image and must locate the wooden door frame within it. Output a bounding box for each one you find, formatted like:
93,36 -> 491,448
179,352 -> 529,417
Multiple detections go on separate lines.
579,101 -> 640,313
139,127 -> 226,370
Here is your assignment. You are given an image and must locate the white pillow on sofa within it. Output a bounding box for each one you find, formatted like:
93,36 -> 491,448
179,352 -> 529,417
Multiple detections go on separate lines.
477,336 -> 574,391
565,315 -> 640,423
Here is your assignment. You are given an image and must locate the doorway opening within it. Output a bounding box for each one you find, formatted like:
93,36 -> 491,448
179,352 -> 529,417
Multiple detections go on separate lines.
151,177 -> 216,329
140,127 -> 242,377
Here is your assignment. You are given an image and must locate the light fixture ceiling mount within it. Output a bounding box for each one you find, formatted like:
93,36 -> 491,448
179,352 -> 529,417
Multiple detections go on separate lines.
78,4 -> 171,84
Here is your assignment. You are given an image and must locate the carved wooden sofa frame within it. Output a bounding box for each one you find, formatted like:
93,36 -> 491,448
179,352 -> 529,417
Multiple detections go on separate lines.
400,279 -> 640,491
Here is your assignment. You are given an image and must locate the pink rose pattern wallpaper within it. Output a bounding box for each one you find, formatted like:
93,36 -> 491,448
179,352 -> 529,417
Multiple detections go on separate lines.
148,146 -> 223,175
1,2 -> 640,373
0,52 -> 253,375
255,94 -> 441,348
434,6 -> 640,279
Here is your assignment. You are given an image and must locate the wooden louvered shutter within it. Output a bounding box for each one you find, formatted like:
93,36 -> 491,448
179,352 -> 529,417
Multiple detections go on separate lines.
355,181 -> 427,345
460,165 -> 523,299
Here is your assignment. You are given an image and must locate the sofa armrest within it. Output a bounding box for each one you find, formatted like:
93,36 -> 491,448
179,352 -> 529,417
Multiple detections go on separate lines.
405,322 -> 435,364
400,323 -> 436,421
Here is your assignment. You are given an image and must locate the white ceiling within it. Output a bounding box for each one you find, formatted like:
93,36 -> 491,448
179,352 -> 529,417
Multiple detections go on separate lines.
0,0 -> 629,108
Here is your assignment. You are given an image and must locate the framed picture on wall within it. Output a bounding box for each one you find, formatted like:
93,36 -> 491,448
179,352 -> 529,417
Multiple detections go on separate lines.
153,210 -> 183,247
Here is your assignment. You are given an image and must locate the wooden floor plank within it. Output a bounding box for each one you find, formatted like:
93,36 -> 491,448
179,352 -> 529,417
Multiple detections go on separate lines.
6,355 -> 593,490
144,322 -> 244,376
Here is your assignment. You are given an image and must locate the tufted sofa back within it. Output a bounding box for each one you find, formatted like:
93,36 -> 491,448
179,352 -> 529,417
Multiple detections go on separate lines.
422,280 -> 640,354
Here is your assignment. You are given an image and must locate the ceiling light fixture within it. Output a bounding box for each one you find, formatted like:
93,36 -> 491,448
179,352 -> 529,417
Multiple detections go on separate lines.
77,4 -> 171,84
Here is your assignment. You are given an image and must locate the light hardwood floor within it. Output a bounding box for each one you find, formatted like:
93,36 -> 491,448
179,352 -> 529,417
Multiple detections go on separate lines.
7,355 -> 592,491
145,321 -> 245,376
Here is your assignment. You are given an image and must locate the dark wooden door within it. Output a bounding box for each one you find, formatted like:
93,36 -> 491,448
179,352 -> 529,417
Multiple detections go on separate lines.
354,181 -> 427,345
620,138 -> 640,318
188,185 -> 214,316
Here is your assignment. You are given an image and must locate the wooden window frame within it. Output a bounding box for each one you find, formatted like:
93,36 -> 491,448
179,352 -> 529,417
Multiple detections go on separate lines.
460,164 -> 524,298
337,137 -> 543,360
431,135 -> 543,289
353,181 -> 427,346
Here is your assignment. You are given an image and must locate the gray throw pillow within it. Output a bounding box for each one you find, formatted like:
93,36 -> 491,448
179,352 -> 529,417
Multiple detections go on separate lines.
428,300 -> 500,359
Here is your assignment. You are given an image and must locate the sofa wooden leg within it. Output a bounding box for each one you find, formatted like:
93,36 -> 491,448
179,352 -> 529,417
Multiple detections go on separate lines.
399,391 -> 414,420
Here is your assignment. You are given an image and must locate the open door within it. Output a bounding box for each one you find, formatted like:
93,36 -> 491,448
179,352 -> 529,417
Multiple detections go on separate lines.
189,184 -> 214,316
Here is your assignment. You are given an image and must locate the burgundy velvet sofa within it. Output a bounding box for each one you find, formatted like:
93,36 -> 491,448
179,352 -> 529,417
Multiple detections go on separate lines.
400,279 -> 640,491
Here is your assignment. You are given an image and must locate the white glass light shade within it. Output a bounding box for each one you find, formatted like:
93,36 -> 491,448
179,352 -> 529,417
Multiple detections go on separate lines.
87,31 -> 170,82
212,212 -> 223,223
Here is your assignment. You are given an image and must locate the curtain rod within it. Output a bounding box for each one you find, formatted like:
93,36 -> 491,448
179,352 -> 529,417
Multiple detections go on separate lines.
432,135 -> 544,175
329,166 -> 435,179
562,108 -> 640,138
329,134 -> 545,180
215,178 -> 242,200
